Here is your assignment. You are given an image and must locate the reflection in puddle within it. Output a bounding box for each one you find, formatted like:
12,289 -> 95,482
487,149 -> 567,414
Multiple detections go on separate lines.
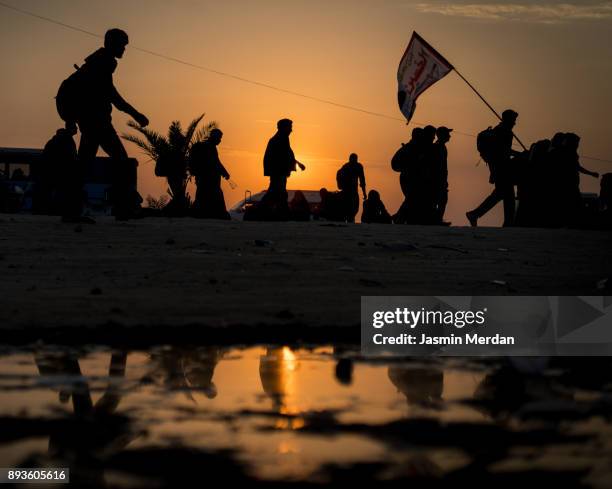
0,346 -> 611,486
260,347 -> 304,429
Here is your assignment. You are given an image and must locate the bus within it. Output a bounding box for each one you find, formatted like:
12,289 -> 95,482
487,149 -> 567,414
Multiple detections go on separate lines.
0,147 -> 138,215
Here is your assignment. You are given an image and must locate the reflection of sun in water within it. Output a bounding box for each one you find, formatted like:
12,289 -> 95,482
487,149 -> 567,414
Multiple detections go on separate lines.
277,441 -> 300,455
281,347 -> 298,370
259,347 -> 304,430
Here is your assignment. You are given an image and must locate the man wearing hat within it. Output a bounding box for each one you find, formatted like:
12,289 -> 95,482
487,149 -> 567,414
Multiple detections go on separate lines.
467,109 -> 521,227
432,126 -> 452,224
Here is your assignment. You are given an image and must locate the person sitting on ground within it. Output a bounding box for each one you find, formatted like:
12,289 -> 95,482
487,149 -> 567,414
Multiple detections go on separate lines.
361,190 -> 392,224
11,168 -> 27,181
288,190 -> 311,221
35,127 -> 79,216
316,188 -> 345,222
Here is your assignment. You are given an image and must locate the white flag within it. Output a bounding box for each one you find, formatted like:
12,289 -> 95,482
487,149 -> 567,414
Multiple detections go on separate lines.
397,32 -> 453,122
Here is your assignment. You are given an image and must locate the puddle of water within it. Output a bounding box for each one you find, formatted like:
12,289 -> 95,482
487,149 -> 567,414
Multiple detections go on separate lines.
0,346 -> 611,487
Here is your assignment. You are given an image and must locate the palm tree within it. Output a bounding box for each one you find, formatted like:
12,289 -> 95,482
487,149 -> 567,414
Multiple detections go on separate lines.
122,114 -> 217,214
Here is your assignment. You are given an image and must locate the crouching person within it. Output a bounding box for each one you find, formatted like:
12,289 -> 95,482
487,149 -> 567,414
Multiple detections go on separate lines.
189,128 -> 231,220
362,190 -> 392,224
38,127 -> 80,218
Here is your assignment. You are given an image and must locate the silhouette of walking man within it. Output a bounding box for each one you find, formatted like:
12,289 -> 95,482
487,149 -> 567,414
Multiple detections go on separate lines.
467,110 -> 521,227
336,153 -> 366,222
432,126 -> 452,224
262,119 -> 305,216
394,127 -> 424,201
392,127 -> 424,223
189,128 -> 231,219
61,28 -> 149,221
558,132 -> 599,226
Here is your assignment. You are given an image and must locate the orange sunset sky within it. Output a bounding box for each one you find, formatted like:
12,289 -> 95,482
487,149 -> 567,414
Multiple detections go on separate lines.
1,0 -> 611,226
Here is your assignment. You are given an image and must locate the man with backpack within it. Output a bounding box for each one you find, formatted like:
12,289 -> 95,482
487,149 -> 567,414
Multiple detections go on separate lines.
336,153 -> 366,222
56,28 -> 149,221
466,109 -> 522,227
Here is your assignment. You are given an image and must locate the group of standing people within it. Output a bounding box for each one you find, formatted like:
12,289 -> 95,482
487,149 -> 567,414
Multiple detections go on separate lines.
41,26 -> 439,226
466,110 -> 602,228
37,28 -> 608,229
383,108 -> 607,229
250,120 -> 392,224
514,131 -> 600,228
243,118 -> 389,224
391,125 -> 452,225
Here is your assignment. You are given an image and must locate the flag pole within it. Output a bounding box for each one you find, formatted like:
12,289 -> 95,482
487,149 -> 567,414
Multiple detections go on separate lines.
452,67 -> 528,151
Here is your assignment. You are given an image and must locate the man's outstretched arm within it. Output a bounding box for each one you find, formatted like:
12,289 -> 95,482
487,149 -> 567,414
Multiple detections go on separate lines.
216,153 -> 230,179
110,86 -> 149,127
578,164 -> 599,178
359,166 -> 366,197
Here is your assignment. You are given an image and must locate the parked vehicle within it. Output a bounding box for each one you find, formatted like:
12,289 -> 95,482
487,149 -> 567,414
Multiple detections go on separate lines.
229,190 -> 322,221
0,147 -> 138,215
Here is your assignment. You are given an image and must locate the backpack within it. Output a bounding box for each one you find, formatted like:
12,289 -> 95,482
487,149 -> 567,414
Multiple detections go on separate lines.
336,165 -> 351,191
476,127 -> 497,162
155,154 -> 172,177
391,144 -> 408,172
187,142 -> 203,178
55,65 -> 83,123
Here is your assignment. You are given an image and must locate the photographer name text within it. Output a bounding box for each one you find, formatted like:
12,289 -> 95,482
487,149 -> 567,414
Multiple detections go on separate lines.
370,307 -> 514,346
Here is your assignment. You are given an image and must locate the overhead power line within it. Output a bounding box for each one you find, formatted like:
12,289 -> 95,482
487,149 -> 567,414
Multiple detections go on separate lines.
0,0 -> 610,164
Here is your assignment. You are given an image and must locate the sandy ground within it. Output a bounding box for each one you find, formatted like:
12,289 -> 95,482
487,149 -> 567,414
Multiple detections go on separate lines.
1,214 -> 610,344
